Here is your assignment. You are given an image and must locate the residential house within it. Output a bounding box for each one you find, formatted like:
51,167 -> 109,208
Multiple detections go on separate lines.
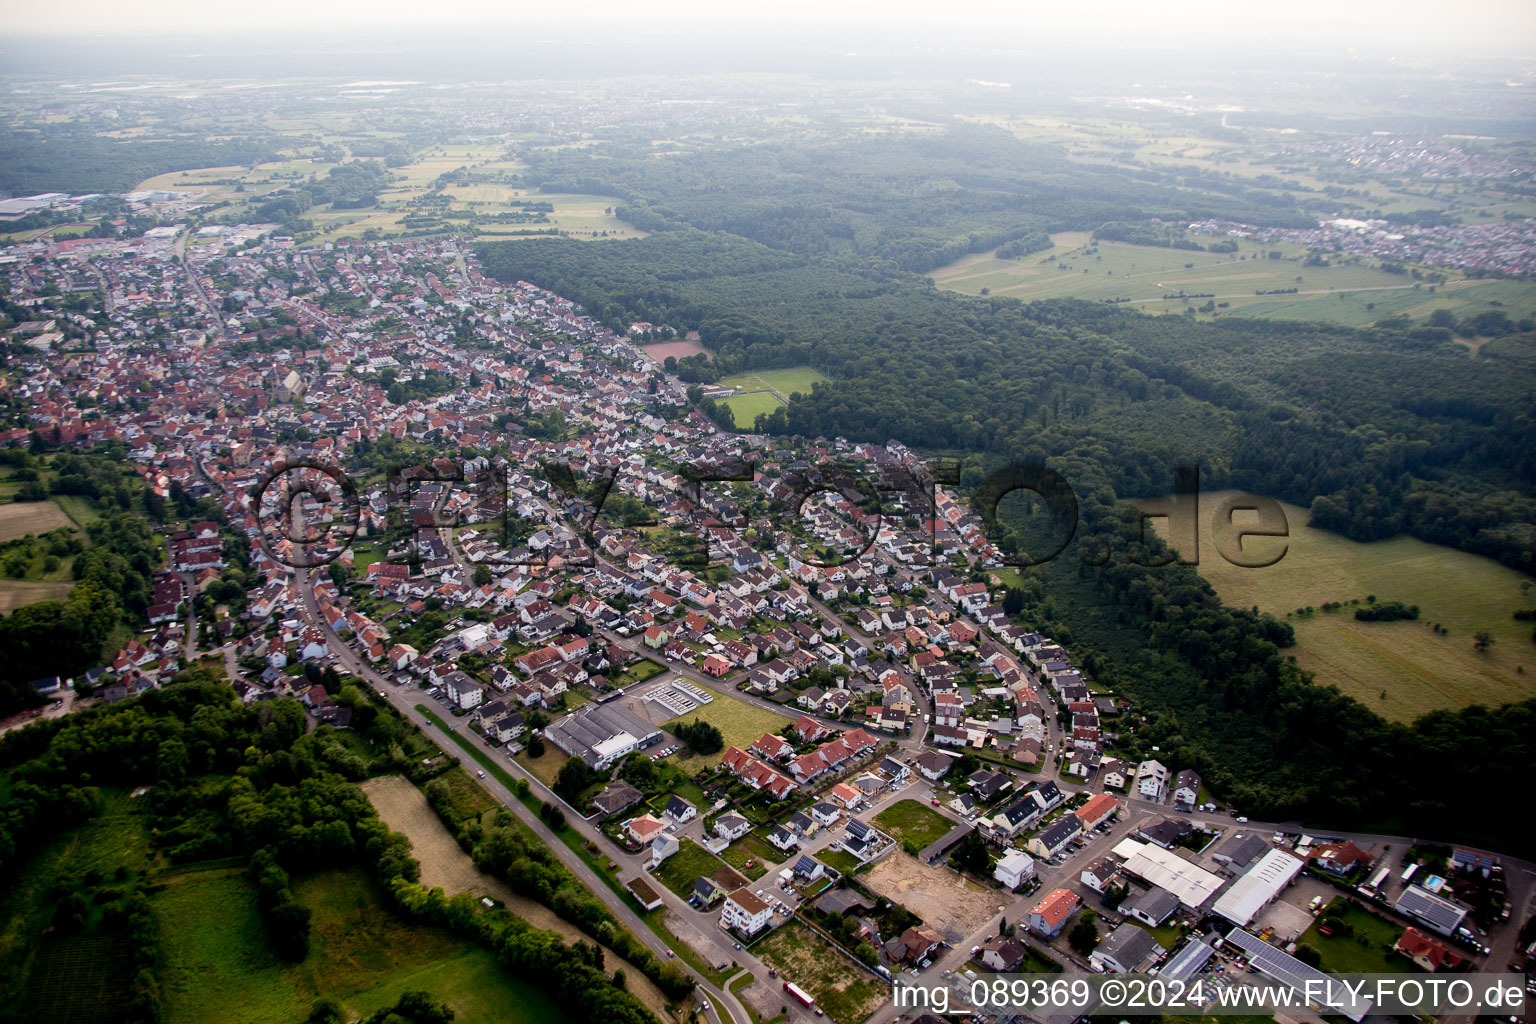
665,794 -> 697,824
994,849 -> 1036,889
627,813 -> 667,847
1394,927 -> 1463,972
1172,769 -> 1201,811
1026,888 -> 1081,939
721,888 -> 773,937
1135,760 -> 1169,803
1026,816 -> 1082,860
1090,923 -> 1165,974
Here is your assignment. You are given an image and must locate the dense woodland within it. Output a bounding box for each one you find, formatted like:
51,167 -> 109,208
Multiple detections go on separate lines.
477,125 -> 1536,851
0,125 -> 280,197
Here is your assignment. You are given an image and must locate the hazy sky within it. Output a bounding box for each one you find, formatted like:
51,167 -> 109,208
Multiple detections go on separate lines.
5,0 -> 1535,54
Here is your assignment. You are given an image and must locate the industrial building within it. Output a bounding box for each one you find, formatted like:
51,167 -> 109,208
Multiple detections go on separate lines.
1210,847 -> 1305,926
1111,837 -> 1224,909
544,702 -> 663,769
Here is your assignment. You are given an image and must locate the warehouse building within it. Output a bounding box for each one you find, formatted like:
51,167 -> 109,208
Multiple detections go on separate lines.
1211,847 -> 1305,926
545,702 -> 663,769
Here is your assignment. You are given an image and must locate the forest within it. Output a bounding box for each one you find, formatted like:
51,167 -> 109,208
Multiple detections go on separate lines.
475,125 -> 1536,850
0,125 -> 279,197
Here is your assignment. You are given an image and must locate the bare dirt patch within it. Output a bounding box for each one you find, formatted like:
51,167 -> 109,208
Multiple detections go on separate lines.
0,501 -> 73,542
861,850 -> 1001,942
641,339 -> 712,363
359,775 -> 678,1020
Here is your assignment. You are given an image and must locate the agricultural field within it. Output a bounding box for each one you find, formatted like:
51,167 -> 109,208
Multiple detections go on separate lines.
134,141 -> 641,243
0,500 -> 73,542
663,688 -> 793,767
651,838 -> 730,900
0,579 -> 75,614
1149,490 -> 1536,721
750,920 -> 887,1024
153,867 -> 567,1024
872,799 -> 956,849
929,233 -> 1536,326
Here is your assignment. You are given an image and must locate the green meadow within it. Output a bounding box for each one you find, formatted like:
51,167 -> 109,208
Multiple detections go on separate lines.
1149,490 -> 1536,722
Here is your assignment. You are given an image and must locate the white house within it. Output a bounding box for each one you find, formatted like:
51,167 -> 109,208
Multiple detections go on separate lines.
1136,759 -> 1169,803
721,888 -> 773,937
994,849 -> 1037,889
445,671 -> 485,711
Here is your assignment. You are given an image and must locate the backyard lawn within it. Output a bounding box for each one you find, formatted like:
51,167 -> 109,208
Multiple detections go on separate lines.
1299,899 -> 1419,974
651,838 -> 730,900
720,833 -> 778,880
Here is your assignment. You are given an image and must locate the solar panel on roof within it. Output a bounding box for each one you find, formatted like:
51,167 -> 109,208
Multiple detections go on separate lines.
1224,929 -> 1371,1022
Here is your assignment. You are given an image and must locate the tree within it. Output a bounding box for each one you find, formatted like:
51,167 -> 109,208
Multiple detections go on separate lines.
526,733 -> 546,758
1293,944 -> 1322,967
1474,630 -> 1495,652
266,901 -> 312,961
473,564 -> 492,587
950,830 -> 989,876
1067,910 -> 1099,956
674,719 -> 723,755
617,752 -> 658,790
554,756 -> 595,801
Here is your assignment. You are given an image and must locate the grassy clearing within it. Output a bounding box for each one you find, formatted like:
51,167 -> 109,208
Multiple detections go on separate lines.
49,495 -> 101,528
154,867 -> 565,1024
872,799 -> 954,849
0,794 -> 151,1010
928,234 -> 1535,326
612,657 -> 667,687
0,579 -> 75,613
1149,490 -> 1536,722
664,690 -> 793,767
751,920 -> 886,1024
651,838 -> 730,900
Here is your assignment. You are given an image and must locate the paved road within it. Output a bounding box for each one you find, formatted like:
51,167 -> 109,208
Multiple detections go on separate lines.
294,564 -> 750,1024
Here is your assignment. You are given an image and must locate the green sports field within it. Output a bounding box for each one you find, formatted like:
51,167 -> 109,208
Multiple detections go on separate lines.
718,366 -> 830,427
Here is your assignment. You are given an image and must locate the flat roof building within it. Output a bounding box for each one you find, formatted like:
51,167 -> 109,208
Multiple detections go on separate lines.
1112,837 -> 1224,909
545,702 -> 663,769
1394,884 -> 1469,938
1211,848 -> 1305,926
